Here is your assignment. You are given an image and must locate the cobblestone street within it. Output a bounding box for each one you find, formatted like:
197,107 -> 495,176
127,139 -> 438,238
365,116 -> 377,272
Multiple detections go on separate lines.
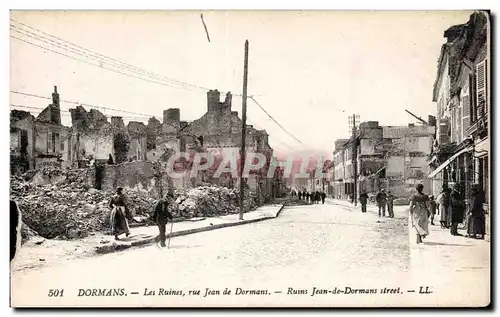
11,201 -> 489,307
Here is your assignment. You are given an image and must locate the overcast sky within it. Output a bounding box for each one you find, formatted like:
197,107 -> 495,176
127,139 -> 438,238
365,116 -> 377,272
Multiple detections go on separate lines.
10,10 -> 473,157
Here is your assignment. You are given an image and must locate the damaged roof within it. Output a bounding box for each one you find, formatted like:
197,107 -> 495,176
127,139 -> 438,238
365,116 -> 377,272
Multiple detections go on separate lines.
383,126 -> 435,139
432,12 -> 489,102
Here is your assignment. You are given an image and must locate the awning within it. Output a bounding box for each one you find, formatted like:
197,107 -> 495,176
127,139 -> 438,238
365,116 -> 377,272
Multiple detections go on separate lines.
474,138 -> 489,158
427,146 -> 473,178
427,155 -> 438,165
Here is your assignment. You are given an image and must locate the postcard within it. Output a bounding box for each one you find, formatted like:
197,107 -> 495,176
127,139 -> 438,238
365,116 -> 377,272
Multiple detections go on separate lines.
9,10 -> 491,307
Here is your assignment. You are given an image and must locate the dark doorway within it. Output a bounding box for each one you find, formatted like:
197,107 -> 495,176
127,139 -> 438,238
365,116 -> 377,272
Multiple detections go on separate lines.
95,164 -> 105,190
20,130 -> 28,155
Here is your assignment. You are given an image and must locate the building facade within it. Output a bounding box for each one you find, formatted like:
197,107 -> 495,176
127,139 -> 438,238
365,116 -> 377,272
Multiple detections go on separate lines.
428,11 -> 490,238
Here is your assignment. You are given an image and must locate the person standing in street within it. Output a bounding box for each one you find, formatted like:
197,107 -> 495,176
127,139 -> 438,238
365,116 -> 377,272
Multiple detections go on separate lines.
428,195 -> 437,225
449,185 -> 465,236
386,191 -> 395,218
359,191 -> 368,213
409,184 -> 430,244
321,192 -> 326,204
109,187 -> 130,240
437,187 -> 450,228
298,191 -> 302,200
151,193 -> 175,247
467,184 -> 485,239
376,189 -> 387,217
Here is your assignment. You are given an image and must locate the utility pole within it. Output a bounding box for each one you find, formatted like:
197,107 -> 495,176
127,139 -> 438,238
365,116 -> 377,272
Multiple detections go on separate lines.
239,40 -> 249,221
349,114 -> 359,206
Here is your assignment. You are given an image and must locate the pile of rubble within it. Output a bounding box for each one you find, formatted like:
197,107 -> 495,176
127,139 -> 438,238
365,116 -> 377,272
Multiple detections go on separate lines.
173,185 -> 257,219
11,168 -> 156,240
11,167 -> 258,240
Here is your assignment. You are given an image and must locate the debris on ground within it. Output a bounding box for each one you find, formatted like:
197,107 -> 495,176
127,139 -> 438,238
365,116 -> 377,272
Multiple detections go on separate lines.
11,166 -> 258,240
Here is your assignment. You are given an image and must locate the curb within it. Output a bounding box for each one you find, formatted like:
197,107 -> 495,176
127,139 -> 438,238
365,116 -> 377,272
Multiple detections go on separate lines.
95,205 -> 284,255
275,204 -> 285,217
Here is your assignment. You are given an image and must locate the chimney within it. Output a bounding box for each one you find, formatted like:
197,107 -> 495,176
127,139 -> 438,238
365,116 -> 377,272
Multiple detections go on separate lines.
52,86 -> 60,108
207,90 -> 221,113
50,85 -> 61,125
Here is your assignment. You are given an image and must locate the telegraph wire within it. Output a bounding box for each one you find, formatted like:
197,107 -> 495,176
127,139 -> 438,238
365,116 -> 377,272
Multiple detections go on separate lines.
10,35 -> 205,94
10,19 -> 209,92
10,91 -> 162,120
249,96 -> 303,144
11,19 -> 306,148
10,26 -> 205,93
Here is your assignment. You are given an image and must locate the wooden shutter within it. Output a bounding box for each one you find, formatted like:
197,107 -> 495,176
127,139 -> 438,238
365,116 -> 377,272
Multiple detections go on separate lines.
476,60 -> 487,118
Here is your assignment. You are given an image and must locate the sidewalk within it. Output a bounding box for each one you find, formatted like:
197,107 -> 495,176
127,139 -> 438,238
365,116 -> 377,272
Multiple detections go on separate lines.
94,204 -> 284,254
408,221 -> 490,306
329,197 -> 490,306
12,204 -> 284,272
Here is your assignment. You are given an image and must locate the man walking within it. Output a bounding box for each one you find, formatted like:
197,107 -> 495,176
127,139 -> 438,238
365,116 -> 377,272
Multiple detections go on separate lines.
321,192 -> 326,204
449,185 -> 464,236
386,191 -> 395,218
376,189 -> 387,217
151,193 -> 175,247
359,191 -> 368,213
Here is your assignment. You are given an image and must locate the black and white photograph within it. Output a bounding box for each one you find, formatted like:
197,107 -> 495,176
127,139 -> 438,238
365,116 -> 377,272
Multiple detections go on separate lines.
8,9 -> 491,307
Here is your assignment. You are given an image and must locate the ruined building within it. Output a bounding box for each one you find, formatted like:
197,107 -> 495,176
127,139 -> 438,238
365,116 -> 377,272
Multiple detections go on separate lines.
10,86 -> 72,172
10,86 -> 277,202
332,121 -> 435,200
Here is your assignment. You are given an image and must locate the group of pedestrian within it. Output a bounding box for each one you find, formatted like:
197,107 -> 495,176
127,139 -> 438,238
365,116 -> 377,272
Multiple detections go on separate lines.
409,182 -> 486,244
109,187 -> 174,248
357,189 -> 395,218
297,190 -> 326,204
434,183 -> 485,239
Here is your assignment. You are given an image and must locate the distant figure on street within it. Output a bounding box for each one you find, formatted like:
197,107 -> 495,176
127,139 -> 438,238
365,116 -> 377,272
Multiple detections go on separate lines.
321,192 -> 326,204
409,184 -> 430,244
387,191 -> 395,218
151,193 -> 175,247
466,184 -> 485,239
449,185 -> 465,236
359,191 -> 368,213
376,189 -> 387,217
109,187 -> 130,240
428,195 -> 437,225
298,191 -> 302,200
437,187 -> 450,228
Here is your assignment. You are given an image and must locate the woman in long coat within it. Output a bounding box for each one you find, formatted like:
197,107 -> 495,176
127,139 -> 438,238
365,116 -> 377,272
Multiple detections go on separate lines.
437,189 -> 450,228
409,184 -> 430,244
109,187 -> 131,240
467,184 -> 485,239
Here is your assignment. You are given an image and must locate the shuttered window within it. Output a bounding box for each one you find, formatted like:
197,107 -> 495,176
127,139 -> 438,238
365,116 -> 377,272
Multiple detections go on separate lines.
476,60 -> 487,118
469,74 -> 477,122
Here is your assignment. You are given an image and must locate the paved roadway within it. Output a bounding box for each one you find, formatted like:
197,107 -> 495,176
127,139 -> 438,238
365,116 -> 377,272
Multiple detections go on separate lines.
11,201 -> 489,307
